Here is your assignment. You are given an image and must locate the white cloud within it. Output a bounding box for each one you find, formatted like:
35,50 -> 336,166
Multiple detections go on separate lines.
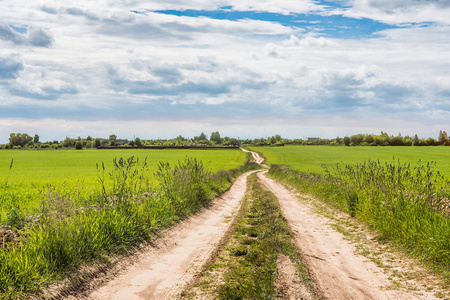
0,55 -> 23,79
0,0 -> 449,140
281,35 -> 338,47
345,0 -> 450,25
0,24 -> 53,47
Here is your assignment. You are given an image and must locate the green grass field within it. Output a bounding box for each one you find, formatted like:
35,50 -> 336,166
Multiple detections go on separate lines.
0,149 -> 247,215
251,145 -> 450,177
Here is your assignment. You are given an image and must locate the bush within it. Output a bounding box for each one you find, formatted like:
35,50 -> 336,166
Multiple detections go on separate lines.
75,141 -> 83,150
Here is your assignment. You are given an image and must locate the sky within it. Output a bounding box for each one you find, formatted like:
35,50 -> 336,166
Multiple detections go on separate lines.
0,0 -> 449,142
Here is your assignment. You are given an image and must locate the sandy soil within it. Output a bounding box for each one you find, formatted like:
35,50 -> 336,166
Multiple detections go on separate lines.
275,254 -> 314,300
241,148 -> 266,164
84,170 -> 257,300
257,170 -> 439,300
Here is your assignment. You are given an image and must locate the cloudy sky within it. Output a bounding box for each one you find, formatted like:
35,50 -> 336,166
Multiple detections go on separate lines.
0,0 -> 449,142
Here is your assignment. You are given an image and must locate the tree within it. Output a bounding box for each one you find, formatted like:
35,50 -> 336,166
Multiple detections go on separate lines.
194,132 -> 207,142
210,131 -> 222,144
109,134 -> 117,142
94,138 -> 101,147
75,141 -> 83,150
438,130 -> 448,145
109,134 -> 117,146
176,135 -> 187,141
9,133 -> 33,147
390,134 -> 404,146
33,134 -> 39,144
343,136 -> 351,146
364,135 -> 375,144
426,137 -> 438,146
413,134 -> 420,146
63,137 -> 75,148
135,137 -> 142,147
350,134 -> 363,145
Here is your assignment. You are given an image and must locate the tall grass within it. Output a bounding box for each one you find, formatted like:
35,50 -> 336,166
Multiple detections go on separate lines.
269,159 -> 450,281
0,155 -> 259,299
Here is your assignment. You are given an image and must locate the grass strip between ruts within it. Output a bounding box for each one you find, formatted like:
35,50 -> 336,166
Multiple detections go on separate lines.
185,172 -> 314,299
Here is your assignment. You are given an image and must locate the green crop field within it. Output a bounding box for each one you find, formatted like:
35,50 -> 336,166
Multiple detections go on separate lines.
251,145 -> 450,177
0,149 -> 258,299
0,149 -> 247,215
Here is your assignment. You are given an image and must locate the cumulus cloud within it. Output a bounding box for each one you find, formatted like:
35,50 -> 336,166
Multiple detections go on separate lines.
105,56 -> 271,99
345,0 -> 450,25
0,24 -> 53,47
264,34 -> 339,57
4,63 -> 80,101
0,0 -> 449,140
0,55 -> 23,79
282,34 -> 338,47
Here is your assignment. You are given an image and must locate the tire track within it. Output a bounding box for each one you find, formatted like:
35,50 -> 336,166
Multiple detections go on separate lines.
257,170 -> 439,300
85,170 -> 258,300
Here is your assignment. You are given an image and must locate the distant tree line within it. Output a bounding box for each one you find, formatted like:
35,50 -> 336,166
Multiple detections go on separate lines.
340,131 -> 449,147
1,130 -> 449,150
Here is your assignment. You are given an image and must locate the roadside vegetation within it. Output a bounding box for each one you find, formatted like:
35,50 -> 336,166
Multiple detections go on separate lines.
186,173 -> 313,299
0,153 -> 259,299
268,160 -> 450,284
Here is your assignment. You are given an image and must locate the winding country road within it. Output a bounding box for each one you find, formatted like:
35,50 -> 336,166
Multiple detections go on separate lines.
70,150 -> 442,299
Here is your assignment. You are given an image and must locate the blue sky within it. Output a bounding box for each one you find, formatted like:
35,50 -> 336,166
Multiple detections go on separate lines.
148,9 -> 397,39
0,0 -> 449,142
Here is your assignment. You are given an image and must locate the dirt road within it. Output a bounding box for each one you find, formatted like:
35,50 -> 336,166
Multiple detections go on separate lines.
241,148 -> 266,165
257,170 -> 439,300
77,150 -> 442,299
85,170 -> 257,300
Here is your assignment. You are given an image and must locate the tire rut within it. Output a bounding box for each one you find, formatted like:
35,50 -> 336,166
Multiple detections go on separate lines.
83,170 -> 258,300
257,170 -> 439,300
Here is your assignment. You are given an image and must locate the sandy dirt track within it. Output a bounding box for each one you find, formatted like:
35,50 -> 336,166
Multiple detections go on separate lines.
72,150 -> 442,300
86,170 -> 257,300
257,170 -> 438,300
241,148 -> 265,164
